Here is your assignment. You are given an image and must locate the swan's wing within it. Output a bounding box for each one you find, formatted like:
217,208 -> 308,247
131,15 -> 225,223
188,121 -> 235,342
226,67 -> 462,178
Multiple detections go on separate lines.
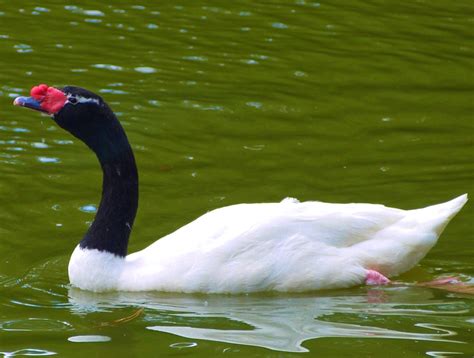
124,195 -> 466,292
137,199 -> 406,256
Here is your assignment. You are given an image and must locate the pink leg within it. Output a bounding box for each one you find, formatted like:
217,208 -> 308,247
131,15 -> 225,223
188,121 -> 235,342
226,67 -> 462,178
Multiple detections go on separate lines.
365,270 -> 391,285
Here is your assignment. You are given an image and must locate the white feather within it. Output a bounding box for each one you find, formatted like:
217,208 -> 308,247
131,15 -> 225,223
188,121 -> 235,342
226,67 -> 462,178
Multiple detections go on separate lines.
68,194 -> 468,293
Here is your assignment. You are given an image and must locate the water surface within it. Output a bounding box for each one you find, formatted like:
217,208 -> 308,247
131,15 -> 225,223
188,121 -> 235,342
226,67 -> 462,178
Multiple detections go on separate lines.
0,0 -> 473,356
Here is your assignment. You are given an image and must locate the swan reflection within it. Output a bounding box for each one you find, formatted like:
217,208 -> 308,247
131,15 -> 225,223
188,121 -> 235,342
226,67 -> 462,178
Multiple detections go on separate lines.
68,287 -> 464,353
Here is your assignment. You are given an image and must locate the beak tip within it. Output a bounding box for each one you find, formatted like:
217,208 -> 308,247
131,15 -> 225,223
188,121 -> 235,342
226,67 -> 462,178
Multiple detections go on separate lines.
13,97 -> 23,106
12,96 -> 46,113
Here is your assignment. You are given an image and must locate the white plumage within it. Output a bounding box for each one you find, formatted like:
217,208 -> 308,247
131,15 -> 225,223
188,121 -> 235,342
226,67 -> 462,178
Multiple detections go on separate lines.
68,194 -> 467,293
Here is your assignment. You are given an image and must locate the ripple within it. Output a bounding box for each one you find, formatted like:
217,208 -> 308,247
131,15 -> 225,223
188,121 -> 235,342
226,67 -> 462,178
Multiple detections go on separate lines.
68,335 -> 111,343
148,100 -> 161,107
246,101 -> 263,109
0,318 -> 73,332
53,139 -> 74,145
37,156 -> 60,164
31,142 -> 49,149
83,10 -> 104,17
241,59 -> 259,65
99,88 -> 128,95
182,55 -> 208,62
294,71 -> 307,77
243,144 -> 265,151
169,342 -> 198,349
0,125 -> 30,133
182,100 -> 224,111
64,6 -> 104,17
134,66 -> 157,74
271,22 -> 288,29
426,352 -> 465,357
34,7 -> 50,13
91,64 -> 123,71
0,349 -> 56,357
14,44 -> 33,53
79,204 -> 97,213
85,18 -> 102,24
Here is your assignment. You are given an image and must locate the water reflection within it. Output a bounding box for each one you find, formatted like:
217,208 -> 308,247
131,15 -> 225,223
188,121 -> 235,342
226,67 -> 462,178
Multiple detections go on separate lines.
68,288 -> 464,353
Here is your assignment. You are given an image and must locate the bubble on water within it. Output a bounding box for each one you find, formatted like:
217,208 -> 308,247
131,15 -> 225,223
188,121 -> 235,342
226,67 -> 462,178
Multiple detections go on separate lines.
147,23 -> 159,29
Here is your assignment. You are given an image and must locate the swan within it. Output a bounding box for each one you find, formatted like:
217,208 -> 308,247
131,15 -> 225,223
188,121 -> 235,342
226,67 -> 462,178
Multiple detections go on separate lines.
14,84 -> 468,293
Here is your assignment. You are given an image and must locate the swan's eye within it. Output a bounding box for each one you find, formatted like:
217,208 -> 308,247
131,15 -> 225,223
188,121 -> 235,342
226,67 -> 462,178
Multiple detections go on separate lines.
67,95 -> 100,106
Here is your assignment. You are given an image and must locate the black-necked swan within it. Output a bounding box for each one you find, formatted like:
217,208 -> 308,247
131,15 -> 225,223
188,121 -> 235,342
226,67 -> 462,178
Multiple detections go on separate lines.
14,84 -> 468,293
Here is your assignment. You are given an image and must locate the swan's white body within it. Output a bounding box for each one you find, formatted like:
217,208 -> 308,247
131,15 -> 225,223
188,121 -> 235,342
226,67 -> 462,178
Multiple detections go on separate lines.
69,194 -> 467,293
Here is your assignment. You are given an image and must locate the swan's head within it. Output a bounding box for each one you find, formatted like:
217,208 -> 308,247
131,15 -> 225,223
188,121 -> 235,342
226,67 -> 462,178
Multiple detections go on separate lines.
14,84 -> 123,155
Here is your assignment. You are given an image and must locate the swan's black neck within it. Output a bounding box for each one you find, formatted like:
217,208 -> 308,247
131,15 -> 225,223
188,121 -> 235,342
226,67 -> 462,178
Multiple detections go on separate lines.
77,114 -> 138,258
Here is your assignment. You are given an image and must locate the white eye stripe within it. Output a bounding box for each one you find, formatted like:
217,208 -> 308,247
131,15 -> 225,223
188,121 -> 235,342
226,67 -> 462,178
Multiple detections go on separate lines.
67,94 -> 100,105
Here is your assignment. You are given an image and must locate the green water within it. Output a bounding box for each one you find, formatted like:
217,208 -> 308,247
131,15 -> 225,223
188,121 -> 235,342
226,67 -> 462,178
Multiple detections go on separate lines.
0,0 -> 473,356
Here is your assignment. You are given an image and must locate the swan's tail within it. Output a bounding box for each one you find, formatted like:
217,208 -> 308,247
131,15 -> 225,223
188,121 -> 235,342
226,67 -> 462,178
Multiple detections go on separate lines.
365,194 -> 468,277
409,194 -> 468,235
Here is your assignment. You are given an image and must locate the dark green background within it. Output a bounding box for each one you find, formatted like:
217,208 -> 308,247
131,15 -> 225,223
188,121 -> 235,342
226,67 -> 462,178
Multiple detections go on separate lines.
0,1 -> 472,356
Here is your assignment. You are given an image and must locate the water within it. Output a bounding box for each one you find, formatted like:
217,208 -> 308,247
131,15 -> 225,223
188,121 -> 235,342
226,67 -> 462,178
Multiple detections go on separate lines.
0,0 -> 473,356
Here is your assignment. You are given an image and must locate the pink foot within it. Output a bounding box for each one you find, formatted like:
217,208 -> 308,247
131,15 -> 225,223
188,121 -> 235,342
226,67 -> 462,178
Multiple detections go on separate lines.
365,270 -> 391,285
